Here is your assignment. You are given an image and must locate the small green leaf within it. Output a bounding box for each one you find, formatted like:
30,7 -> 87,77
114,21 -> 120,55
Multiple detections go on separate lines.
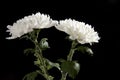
45,59 -> 61,70
57,58 -> 66,62
86,48 -> 93,55
22,71 -> 38,80
36,70 -> 54,80
61,61 -> 80,79
36,70 -> 43,76
20,35 -> 29,40
34,59 -> 40,66
48,75 -> 54,80
24,48 -> 35,56
39,38 -> 50,50
76,46 -> 93,55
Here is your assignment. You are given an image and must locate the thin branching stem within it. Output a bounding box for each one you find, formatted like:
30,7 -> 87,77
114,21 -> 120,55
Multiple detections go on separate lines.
61,40 -> 78,80
28,30 -> 53,80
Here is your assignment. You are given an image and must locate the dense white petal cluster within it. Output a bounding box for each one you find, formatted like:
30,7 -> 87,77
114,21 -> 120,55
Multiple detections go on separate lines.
6,12 -> 58,39
55,19 -> 100,44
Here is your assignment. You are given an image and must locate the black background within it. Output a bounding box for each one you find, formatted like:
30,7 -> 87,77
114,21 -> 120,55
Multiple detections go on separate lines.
0,0 -> 119,80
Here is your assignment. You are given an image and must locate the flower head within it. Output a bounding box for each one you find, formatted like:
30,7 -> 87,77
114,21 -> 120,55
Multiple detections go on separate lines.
55,19 -> 100,44
6,12 -> 58,39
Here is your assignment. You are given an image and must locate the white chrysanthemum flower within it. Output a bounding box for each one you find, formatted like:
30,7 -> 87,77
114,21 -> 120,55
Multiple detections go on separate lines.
55,19 -> 100,44
6,12 -> 58,39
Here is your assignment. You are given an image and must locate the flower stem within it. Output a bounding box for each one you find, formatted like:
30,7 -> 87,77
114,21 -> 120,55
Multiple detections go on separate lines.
61,40 -> 78,80
67,40 -> 77,61
34,39 -> 52,80
29,30 -> 53,80
61,72 -> 67,80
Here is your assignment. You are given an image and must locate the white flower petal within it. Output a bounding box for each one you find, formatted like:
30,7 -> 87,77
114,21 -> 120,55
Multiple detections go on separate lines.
6,12 -> 58,39
55,19 -> 100,44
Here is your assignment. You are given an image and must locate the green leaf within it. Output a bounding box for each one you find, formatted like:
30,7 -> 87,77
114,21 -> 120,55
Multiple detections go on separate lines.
61,61 -> 80,79
24,48 -> 35,56
48,76 -> 54,80
57,58 -> 66,62
34,59 -> 40,66
76,46 -> 93,55
45,59 -> 61,70
36,70 -> 54,80
22,71 -> 38,80
86,48 -> 93,55
20,35 -> 29,40
36,70 -> 43,75
39,38 -> 50,50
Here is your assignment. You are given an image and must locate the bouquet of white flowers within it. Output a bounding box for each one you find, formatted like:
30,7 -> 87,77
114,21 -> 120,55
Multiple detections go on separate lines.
6,12 -> 100,80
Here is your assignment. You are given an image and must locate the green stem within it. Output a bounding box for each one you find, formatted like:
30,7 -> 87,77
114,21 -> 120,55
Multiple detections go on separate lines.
61,72 -> 67,80
34,39 -> 52,80
61,40 -> 77,80
67,40 -> 77,61
28,30 -> 52,80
